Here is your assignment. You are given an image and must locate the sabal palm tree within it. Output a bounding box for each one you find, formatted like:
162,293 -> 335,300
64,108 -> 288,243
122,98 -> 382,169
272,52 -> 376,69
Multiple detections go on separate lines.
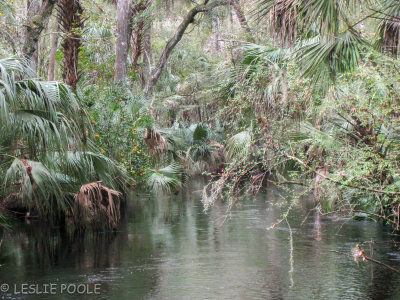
377,0 -> 400,54
166,122 -> 224,172
0,58 -> 126,225
254,0 -> 400,85
141,123 -> 224,192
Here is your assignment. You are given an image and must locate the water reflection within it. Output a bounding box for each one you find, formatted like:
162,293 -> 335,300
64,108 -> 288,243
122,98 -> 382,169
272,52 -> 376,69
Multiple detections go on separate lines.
1,179 -> 400,299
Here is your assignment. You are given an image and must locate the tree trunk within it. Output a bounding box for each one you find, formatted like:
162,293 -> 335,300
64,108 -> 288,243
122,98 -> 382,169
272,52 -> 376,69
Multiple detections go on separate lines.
115,0 -> 133,81
131,22 -> 144,72
166,0 -> 171,14
48,15 -> 60,81
131,0 -> 150,73
141,22 -> 153,87
22,0 -> 57,72
166,0 -> 174,14
145,0 -> 230,95
212,12 -> 222,51
59,0 -> 83,90
231,0 -> 254,42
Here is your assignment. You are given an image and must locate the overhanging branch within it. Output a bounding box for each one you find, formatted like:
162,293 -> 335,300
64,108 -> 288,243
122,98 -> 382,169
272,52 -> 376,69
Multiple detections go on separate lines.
145,0 -> 230,95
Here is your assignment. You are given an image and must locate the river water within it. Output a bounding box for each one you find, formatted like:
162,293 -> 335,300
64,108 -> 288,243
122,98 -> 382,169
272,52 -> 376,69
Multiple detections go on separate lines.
1,179 -> 400,299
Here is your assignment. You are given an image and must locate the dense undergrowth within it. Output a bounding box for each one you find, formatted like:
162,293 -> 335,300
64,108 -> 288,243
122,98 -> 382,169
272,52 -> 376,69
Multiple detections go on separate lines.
1,0 -> 400,231
203,46 -> 400,229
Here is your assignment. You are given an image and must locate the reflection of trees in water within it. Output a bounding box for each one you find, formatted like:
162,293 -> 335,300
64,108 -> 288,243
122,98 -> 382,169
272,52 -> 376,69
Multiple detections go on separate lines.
366,267 -> 398,299
364,238 -> 400,299
71,231 -> 122,270
1,209 -> 163,299
2,223 -> 123,271
262,189 -> 285,299
2,181 -> 400,299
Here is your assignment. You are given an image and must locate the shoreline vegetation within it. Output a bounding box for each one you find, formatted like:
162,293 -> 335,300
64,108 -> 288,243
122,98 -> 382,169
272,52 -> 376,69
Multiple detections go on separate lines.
0,0 -> 400,236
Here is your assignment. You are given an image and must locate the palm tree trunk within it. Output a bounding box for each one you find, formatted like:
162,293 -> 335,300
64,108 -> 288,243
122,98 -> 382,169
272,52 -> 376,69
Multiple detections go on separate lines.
131,0 -> 150,73
59,0 -> 83,90
59,0 -> 85,145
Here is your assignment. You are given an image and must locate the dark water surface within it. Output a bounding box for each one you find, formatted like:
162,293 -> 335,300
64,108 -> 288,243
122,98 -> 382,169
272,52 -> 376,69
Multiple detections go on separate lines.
1,179 -> 400,299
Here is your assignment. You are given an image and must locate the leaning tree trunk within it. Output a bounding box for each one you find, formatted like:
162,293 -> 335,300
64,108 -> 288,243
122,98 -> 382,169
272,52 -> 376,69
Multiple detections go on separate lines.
231,0 -> 254,42
115,0 -> 133,81
145,0 -> 229,95
59,0 -> 83,90
22,0 -> 58,73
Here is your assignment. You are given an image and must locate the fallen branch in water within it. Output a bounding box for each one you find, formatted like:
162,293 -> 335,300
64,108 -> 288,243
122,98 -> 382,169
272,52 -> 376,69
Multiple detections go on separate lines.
330,245 -> 400,276
362,240 -> 400,247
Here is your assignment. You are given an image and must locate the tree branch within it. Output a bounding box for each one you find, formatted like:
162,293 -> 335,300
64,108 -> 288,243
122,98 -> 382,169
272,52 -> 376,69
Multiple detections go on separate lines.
145,0 -> 230,95
22,0 -> 58,70
285,154 -> 400,195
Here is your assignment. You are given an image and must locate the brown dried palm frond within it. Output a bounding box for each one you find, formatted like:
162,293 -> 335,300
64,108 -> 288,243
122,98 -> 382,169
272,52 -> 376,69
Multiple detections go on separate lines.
73,181 -> 121,231
270,0 -> 298,47
144,128 -> 168,154
209,140 -> 225,163
379,18 -> 400,55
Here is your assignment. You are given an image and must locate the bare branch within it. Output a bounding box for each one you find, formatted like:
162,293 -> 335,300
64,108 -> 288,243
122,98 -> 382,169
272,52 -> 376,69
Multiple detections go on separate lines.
145,0 -> 231,95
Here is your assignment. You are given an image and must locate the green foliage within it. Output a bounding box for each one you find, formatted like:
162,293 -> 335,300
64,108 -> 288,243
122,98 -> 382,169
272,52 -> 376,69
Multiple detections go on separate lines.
3,0 -> 400,230
297,31 -> 364,85
206,41 -> 400,227
0,214 -> 10,230
0,58 -> 126,218
226,130 -> 252,159
81,83 -> 152,188
160,122 -> 224,174
146,163 -> 186,193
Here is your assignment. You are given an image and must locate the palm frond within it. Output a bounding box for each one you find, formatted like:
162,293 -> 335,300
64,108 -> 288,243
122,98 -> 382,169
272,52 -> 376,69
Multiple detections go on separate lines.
83,23 -> 112,39
377,0 -> 400,55
296,30 -> 364,85
146,163 -> 186,193
3,159 -> 68,215
0,57 -> 126,225
74,181 -> 121,231
270,0 -> 298,45
289,121 -> 338,151
144,127 -> 168,154
191,123 -> 209,143
0,214 -> 11,230
243,43 -> 289,65
226,130 -> 252,159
